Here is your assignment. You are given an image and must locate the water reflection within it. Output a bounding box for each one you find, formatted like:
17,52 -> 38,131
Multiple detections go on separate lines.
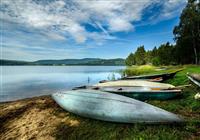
1,66 -> 124,102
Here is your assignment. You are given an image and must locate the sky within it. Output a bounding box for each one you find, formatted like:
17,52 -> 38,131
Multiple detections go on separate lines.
1,0 -> 187,61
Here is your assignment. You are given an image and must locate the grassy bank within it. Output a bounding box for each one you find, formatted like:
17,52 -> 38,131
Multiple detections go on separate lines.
0,65 -> 200,140
122,65 -> 184,76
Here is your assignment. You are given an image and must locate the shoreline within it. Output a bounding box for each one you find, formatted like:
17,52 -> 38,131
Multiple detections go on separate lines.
1,93 -> 199,140
1,65 -> 200,139
0,95 -> 51,104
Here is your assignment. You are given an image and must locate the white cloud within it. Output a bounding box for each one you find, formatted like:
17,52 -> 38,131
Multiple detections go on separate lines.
1,0 -> 187,43
65,23 -> 87,43
109,18 -> 133,32
160,0 -> 187,19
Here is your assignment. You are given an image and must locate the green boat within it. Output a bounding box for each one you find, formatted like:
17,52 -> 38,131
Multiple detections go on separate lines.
99,86 -> 182,101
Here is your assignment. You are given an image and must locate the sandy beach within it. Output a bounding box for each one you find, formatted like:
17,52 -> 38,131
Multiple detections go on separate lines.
0,93 -> 200,140
0,96 -> 79,140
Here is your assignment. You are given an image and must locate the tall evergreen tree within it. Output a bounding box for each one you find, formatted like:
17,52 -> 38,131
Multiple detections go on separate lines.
173,0 -> 200,64
157,42 -> 175,65
125,53 -> 135,66
151,47 -> 158,58
134,46 -> 146,65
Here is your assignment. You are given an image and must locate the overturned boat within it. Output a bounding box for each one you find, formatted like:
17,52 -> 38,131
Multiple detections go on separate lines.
52,89 -> 183,123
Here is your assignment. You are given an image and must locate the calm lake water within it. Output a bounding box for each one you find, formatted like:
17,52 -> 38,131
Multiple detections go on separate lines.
0,66 -> 124,102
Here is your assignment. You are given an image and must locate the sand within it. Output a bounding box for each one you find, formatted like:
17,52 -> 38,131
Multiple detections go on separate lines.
0,96 -> 79,140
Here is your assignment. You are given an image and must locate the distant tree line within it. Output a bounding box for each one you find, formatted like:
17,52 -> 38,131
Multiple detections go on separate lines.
125,0 -> 200,66
125,43 -> 176,66
0,58 -> 125,66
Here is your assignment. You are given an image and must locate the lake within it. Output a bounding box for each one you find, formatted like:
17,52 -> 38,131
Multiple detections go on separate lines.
0,66 -> 124,102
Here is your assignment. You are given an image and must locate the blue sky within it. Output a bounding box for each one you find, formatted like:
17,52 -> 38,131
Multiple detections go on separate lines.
1,0 -> 187,61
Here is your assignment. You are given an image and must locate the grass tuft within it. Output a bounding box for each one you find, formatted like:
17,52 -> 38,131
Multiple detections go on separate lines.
123,65 -> 157,76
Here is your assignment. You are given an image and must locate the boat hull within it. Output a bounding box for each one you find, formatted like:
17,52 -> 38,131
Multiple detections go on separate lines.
187,74 -> 200,87
100,87 -> 181,101
52,89 -> 183,123
121,71 -> 180,81
94,80 -> 175,89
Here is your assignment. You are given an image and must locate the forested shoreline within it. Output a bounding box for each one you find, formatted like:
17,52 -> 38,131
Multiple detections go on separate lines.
0,58 -> 125,66
125,0 -> 200,66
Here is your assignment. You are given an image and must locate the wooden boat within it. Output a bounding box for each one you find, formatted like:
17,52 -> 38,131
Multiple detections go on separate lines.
121,70 -> 181,81
52,89 -> 183,123
187,73 -> 200,87
94,80 -> 175,89
99,86 -> 182,101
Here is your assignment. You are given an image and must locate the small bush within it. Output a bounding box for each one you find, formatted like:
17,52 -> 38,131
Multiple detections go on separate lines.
152,57 -> 160,66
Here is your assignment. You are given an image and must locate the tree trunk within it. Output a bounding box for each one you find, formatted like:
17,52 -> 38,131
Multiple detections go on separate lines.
192,30 -> 198,64
193,46 -> 198,64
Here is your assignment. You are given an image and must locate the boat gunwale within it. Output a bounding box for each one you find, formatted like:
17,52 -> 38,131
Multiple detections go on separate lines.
187,75 -> 200,87
100,87 -> 182,93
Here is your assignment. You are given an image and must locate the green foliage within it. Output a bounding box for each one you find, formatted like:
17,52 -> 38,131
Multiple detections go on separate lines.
125,43 -> 177,66
123,64 -> 185,77
125,0 -> 200,66
145,50 -> 153,64
151,47 -> 158,57
123,65 -> 156,76
173,0 -> 200,64
156,42 -> 176,65
125,53 -> 135,66
134,46 -> 146,65
125,46 -> 147,66
152,57 -> 160,66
